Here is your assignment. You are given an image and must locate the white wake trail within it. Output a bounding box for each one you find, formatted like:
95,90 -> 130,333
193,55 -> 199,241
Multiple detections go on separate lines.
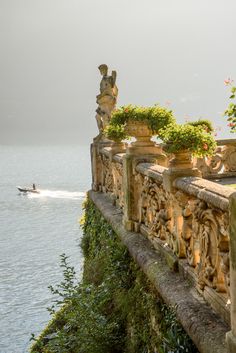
28,189 -> 86,200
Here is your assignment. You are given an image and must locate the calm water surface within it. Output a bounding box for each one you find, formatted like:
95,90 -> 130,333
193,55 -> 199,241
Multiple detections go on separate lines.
0,145 -> 91,353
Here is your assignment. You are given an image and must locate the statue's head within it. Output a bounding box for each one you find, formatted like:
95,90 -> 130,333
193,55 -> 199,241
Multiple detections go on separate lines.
98,64 -> 108,76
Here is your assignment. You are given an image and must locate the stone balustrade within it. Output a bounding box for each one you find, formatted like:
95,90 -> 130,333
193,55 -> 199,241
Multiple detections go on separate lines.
137,166 -> 232,324
91,138 -> 236,352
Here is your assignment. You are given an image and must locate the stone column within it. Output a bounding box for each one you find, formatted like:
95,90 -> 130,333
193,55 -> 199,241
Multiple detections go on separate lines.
105,141 -> 127,161
163,150 -> 201,192
123,143 -> 166,231
226,192 -> 236,353
90,138 -> 112,191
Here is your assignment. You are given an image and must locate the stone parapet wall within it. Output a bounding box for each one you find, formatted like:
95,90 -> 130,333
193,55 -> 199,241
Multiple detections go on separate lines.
91,139 -> 236,352
135,163 -> 233,325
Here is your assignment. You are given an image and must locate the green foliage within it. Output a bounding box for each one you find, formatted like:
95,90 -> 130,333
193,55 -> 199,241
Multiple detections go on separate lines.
104,124 -> 127,142
159,123 -> 217,157
105,104 -> 175,141
30,199 -> 199,353
187,119 -> 214,133
159,305 -> 196,353
224,80 -> 236,132
47,254 -> 78,314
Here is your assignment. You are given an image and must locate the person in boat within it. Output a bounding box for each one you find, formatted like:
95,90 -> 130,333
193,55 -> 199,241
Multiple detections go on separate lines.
32,183 -> 36,190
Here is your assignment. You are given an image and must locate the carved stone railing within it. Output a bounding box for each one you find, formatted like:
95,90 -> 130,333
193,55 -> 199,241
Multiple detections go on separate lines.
91,138 -> 236,352
196,139 -> 236,179
136,164 -> 232,324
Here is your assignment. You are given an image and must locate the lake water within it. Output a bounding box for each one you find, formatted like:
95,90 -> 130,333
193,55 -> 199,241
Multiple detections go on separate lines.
0,145 -> 91,353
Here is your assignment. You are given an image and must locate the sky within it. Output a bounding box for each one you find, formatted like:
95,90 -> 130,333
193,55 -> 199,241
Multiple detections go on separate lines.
1,0 -> 236,145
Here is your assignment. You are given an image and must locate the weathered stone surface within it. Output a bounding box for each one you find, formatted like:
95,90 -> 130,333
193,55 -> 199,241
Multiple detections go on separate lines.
163,168 -> 201,192
95,151 -> 231,320
101,145 -> 126,161
136,162 -> 166,183
226,331 -> 236,353
101,147 -> 111,158
89,190 -> 229,353
217,139 -> 236,145
174,176 -> 234,211
112,153 -> 125,163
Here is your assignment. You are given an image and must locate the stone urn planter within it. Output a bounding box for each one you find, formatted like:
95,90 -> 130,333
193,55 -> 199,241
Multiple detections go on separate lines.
168,149 -> 194,171
105,104 -> 175,146
125,120 -> 155,147
161,124 -> 217,172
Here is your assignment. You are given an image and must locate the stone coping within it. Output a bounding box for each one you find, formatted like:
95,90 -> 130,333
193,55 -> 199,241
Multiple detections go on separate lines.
174,177 -> 234,211
217,139 -> 236,145
100,147 -> 111,157
136,163 -> 166,183
88,190 -> 229,353
100,147 -> 125,163
135,162 -> 234,211
112,153 -> 124,163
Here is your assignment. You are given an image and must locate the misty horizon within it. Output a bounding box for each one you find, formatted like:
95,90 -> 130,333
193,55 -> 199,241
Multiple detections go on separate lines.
1,0 -> 236,145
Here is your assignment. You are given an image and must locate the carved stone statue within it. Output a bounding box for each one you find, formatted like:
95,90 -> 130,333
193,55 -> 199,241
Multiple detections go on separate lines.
95,64 -> 118,133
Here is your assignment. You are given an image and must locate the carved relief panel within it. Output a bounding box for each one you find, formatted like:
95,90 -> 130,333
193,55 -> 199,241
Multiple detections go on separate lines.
138,173 -> 230,301
101,155 -> 113,193
139,175 -> 172,242
196,143 -> 236,177
112,162 -> 124,208
181,198 -> 230,295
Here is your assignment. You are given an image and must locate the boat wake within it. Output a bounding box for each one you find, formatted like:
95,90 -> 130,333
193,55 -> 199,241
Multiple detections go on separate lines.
27,189 -> 86,200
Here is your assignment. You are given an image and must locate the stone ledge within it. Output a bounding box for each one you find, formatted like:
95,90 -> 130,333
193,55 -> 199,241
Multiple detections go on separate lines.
113,153 -> 125,163
141,225 -> 230,325
88,190 -> 229,353
100,147 -> 110,158
217,139 -> 236,145
226,331 -> 236,353
136,162 -> 166,183
174,177 -> 234,211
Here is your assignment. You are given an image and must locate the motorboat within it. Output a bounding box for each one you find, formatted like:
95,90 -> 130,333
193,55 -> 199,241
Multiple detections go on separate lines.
17,186 -> 40,194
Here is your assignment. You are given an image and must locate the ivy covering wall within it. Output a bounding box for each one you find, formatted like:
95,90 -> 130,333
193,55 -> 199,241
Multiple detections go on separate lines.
30,198 -> 198,353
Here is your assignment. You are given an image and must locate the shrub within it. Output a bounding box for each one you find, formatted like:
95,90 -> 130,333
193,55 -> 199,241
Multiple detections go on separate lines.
105,104 -> 175,141
159,123 -> 217,157
30,199 -> 199,353
104,124 -> 127,142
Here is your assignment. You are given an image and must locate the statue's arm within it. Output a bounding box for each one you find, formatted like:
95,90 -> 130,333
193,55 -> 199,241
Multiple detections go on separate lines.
111,71 -> 117,88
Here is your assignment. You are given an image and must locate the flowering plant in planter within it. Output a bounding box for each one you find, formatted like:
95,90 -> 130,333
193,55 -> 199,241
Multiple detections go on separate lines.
105,104 -> 175,141
159,123 -> 217,157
